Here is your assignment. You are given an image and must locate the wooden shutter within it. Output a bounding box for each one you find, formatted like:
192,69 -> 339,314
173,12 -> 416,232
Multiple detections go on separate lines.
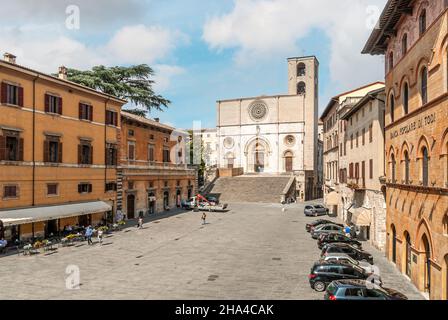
44,94 -> 50,112
113,112 -> 118,126
0,135 -> 6,160
89,145 -> 93,164
58,97 -> 63,115
78,184 -> 82,193
105,111 -> 111,125
18,138 -> 24,161
43,140 -> 49,162
79,103 -> 83,119
0,82 -> 7,104
88,184 -> 93,193
18,87 -> 24,107
78,144 -> 82,164
58,142 -> 63,163
89,105 -> 93,121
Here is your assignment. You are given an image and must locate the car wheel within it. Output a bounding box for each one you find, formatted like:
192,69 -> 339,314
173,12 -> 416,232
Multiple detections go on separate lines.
313,281 -> 326,292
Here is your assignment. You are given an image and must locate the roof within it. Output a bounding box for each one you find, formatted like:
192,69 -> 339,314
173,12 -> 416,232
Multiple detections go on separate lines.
362,0 -> 413,55
120,111 -> 174,132
319,81 -> 385,120
0,201 -> 111,227
0,60 -> 127,104
340,87 -> 386,120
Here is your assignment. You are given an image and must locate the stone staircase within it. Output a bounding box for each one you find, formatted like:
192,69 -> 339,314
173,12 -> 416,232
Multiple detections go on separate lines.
207,175 -> 294,203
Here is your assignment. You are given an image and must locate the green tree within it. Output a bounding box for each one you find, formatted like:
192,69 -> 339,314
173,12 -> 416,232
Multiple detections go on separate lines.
65,64 -> 170,115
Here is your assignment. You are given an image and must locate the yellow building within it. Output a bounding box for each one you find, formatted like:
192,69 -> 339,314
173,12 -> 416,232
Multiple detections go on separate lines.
0,53 -> 126,241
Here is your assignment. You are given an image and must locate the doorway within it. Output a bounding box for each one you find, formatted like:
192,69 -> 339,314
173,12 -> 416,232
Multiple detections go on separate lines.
176,190 -> 181,207
127,194 -> 136,219
148,192 -> 155,215
285,155 -> 293,172
163,191 -> 170,210
254,152 -> 264,173
45,220 -> 58,238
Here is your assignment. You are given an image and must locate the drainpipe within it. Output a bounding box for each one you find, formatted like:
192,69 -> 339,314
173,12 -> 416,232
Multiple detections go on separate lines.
32,74 -> 40,206
104,97 -> 111,219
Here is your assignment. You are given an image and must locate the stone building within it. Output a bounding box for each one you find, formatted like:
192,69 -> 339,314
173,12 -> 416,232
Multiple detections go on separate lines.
363,0 -> 448,300
119,112 -> 196,219
320,82 -> 385,215
0,53 -> 125,241
339,87 -> 387,251
216,56 -> 320,201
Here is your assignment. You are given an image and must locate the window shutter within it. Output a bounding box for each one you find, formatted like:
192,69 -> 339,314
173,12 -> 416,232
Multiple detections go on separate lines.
0,135 -> 6,160
89,105 -> 93,121
89,145 -> 93,164
88,184 -> 93,193
58,97 -> 63,115
58,142 -> 63,163
0,82 -> 7,104
106,111 -> 110,125
18,138 -> 24,161
78,144 -> 82,164
17,87 -> 24,107
43,140 -> 49,162
79,103 -> 83,119
78,184 -> 82,193
44,94 -> 50,112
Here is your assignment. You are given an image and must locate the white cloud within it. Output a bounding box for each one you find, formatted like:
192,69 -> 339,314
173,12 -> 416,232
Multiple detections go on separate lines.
203,0 -> 387,95
153,65 -> 187,92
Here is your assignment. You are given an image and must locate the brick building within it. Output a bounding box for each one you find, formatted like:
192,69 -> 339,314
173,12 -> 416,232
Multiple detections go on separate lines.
0,53 -> 125,241
119,112 -> 197,219
363,0 -> 448,299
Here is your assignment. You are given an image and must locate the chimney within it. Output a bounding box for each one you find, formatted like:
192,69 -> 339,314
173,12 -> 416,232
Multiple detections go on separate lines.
58,66 -> 68,80
154,118 -> 160,122
3,53 -> 16,64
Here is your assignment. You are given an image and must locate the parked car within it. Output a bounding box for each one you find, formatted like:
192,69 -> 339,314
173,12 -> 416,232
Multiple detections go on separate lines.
311,224 -> 345,239
324,280 -> 408,300
308,261 -> 379,292
205,195 -> 219,205
304,204 -> 328,217
320,253 -> 374,274
318,233 -> 362,250
321,243 -> 374,264
306,220 -> 343,233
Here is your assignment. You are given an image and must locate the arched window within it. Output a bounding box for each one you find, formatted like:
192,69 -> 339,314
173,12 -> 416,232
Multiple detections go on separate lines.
421,67 -> 428,105
391,153 -> 396,183
443,214 -> 448,236
297,81 -> 306,95
297,63 -> 306,76
404,151 -> 410,184
391,224 -> 397,263
419,9 -> 427,35
402,34 -> 408,56
422,147 -> 429,186
389,52 -> 394,72
390,94 -> 395,122
403,83 -> 409,115
405,232 -> 412,277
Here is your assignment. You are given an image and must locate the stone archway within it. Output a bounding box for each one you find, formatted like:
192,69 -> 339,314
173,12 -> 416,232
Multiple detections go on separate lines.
244,137 -> 271,174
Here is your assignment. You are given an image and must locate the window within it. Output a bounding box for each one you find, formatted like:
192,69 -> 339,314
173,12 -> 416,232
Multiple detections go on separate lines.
443,215 -> 448,236
390,94 -> 395,122
422,147 -> 429,187
128,142 -> 135,161
369,124 -> 373,143
105,182 -> 117,192
388,52 -> 394,72
350,134 -> 353,149
149,134 -> 155,140
78,141 -> 93,165
421,67 -> 428,105
43,136 -> 62,163
404,151 -> 410,184
356,132 -> 359,148
362,128 -> 365,146
340,143 -> 343,157
148,144 -> 155,162
3,185 -> 18,199
355,163 -> 360,179
45,94 -> 63,115
164,181 -> 168,188
177,180 -> 180,187
106,110 -> 118,126
391,154 -> 396,183
344,141 -> 347,156
47,183 -> 58,196
403,83 -> 409,115
106,144 -> 118,166
1,132 -> 23,162
402,34 -> 408,56
78,183 -> 92,194
419,9 -> 427,35
163,148 -> 170,163
128,129 -> 135,137
79,103 -> 93,121
297,63 -> 306,76
370,159 -> 373,179
128,181 -> 135,189
1,82 -> 23,106
297,82 -> 306,95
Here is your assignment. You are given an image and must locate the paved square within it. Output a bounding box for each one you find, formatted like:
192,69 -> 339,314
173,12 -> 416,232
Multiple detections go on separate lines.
0,202 -> 424,300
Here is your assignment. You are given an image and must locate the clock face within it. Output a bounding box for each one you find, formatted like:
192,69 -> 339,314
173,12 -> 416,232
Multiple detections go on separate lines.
249,101 -> 268,121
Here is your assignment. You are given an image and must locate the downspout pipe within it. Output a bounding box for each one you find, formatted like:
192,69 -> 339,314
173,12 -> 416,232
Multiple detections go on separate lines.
32,74 -> 40,207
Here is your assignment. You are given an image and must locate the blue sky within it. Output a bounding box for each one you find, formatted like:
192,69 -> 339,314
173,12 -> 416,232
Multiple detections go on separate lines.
0,0 -> 386,129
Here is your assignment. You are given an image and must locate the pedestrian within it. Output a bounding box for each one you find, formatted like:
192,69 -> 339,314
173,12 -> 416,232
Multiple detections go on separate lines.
85,226 -> 93,245
201,212 -> 207,225
350,224 -> 358,239
97,228 -> 104,245
138,216 -> 143,229
344,224 -> 351,238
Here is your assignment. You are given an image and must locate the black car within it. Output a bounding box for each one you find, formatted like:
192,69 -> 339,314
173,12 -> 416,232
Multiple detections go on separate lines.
308,261 -> 376,292
321,243 -> 374,264
306,219 -> 343,233
318,233 -> 362,250
324,280 -> 408,300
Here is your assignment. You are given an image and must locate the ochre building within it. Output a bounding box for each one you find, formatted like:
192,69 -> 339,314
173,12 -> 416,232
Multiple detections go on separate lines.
363,0 -> 448,300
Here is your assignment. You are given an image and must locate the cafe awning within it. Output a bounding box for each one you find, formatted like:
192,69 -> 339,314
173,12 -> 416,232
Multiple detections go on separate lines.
348,207 -> 371,226
325,192 -> 339,206
0,201 -> 112,227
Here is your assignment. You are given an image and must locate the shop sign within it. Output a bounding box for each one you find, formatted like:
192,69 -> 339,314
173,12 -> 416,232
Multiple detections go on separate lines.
389,113 -> 436,140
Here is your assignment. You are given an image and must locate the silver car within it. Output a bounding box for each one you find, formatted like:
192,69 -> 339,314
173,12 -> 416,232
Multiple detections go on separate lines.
321,253 -> 375,274
311,224 -> 345,239
304,204 -> 328,217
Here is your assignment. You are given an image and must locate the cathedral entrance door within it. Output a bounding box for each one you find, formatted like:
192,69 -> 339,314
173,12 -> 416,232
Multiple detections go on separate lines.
254,151 -> 265,173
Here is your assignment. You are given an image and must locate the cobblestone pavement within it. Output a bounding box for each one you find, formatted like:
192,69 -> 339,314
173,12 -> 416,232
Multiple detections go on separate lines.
0,202 -> 424,300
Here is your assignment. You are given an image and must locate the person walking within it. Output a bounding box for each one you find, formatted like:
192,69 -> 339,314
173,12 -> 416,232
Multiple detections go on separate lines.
201,212 -> 207,225
344,224 -> 351,238
97,228 -> 104,245
138,217 -> 144,229
85,226 -> 93,245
